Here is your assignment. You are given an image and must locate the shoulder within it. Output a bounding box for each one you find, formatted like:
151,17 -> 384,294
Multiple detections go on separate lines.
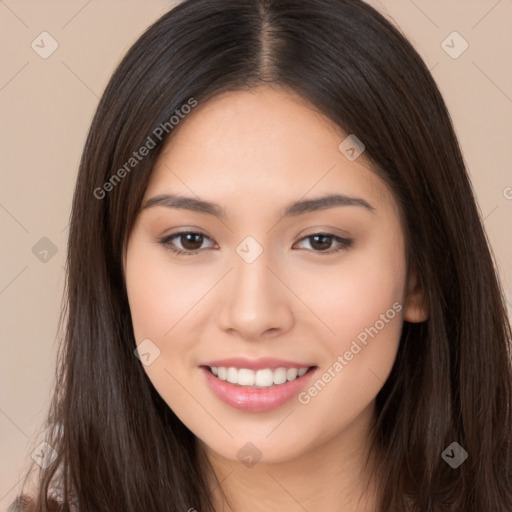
7,494 -> 70,512
7,495 -> 34,512
8,457 -> 79,511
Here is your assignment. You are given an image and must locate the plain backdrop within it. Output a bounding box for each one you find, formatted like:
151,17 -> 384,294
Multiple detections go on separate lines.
1,0 -> 511,506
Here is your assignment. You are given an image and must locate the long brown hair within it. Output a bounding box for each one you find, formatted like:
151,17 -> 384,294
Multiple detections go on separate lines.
14,0 -> 512,510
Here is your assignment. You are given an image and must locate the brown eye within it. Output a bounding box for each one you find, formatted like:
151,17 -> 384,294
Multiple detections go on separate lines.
309,234 -> 333,251
159,231 -> 215,255
295,233 -> 353,254
179,233 -> 205,251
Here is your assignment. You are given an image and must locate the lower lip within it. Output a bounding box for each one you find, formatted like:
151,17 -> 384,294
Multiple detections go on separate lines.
200,366 -> 318,412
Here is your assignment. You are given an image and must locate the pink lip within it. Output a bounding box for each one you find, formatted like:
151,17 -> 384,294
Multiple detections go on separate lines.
200,366 -> 318,412
200,356 -> 315,371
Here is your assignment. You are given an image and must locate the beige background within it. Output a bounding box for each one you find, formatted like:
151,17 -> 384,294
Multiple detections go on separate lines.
1,0 -> 511,506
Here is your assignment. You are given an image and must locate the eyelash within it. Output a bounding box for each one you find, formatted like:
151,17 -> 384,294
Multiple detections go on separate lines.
158,231 -> 353,256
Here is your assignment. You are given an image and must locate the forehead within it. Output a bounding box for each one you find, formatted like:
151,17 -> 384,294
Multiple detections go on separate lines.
144,86 -> 395,217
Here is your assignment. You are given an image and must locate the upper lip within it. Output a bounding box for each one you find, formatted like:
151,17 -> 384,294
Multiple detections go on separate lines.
200,357 -> 316,371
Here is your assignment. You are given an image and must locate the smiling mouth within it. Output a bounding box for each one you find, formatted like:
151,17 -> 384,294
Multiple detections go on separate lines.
201,365 -> 317,388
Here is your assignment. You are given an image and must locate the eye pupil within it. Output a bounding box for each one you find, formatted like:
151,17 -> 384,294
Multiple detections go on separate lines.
310,234 -> 332,251
181,233 -> 203,250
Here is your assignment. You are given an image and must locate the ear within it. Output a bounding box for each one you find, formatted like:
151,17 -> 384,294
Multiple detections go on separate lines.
403,267 -> 429,322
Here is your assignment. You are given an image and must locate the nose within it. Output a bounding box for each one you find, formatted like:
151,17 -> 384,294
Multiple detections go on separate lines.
216,249 -> 295,340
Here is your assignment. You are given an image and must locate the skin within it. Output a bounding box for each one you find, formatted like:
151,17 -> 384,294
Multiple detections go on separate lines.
123,85 -> 427,512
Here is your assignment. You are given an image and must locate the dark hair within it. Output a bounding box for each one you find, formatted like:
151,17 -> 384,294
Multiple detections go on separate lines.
13,0 -> 512,510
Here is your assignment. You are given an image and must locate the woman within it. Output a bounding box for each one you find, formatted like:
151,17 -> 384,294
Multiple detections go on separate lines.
10,0 -> 512,510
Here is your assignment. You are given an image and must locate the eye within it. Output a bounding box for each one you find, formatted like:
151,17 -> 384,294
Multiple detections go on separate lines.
158,231 -> 216,256
293,233 -> 352,254
158,231 -> 352,256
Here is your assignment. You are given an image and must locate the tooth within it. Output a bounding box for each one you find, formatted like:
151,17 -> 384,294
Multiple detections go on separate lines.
237,368 -> 256,386
255,369 -> 274,387
273,367 -> 287,385
226,367 -> 238,384
286,368 -> 298,381
210,366 -> 312,386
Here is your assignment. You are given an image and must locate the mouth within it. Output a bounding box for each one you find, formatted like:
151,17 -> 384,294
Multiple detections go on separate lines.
199,362 -> 319,412
200,364 -> 317,388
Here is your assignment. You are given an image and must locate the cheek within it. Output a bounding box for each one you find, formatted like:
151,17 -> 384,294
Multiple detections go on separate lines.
124,241 -> 206,408
125,241 -> 212,342
124,237 -> 224,405
299,236 -> 406,344
295,227 -> 406,401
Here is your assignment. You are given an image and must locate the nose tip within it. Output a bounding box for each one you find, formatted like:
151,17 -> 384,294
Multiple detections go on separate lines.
215,257 -> 294,340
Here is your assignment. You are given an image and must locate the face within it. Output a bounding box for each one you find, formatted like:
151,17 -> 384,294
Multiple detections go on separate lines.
123,86 -> 426,465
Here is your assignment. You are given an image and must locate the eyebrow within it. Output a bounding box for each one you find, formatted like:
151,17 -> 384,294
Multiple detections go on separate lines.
141,193 -> 376,218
